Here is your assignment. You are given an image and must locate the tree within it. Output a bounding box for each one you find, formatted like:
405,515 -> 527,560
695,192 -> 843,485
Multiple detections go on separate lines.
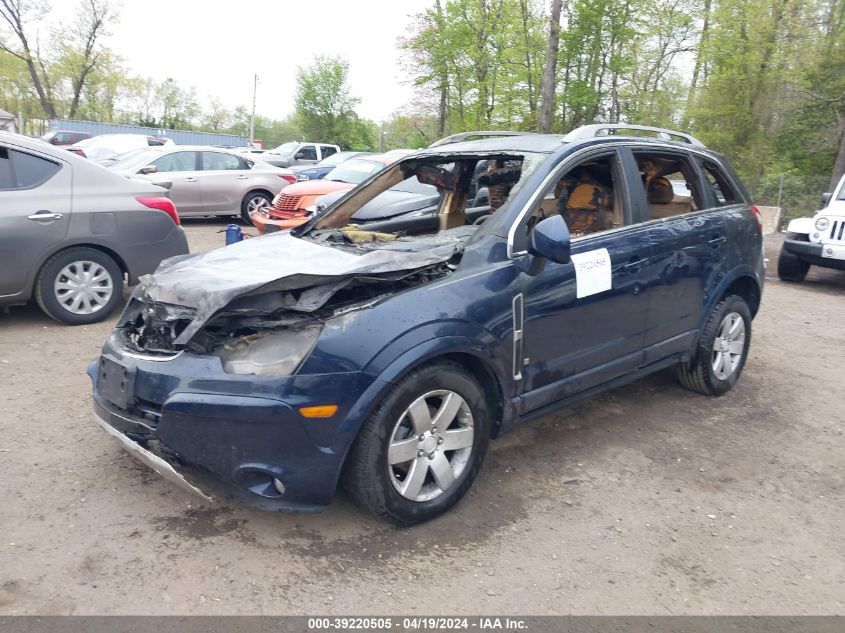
0,0 -> 115,119
156,78 -> 199,129
0,0 -> 58,117
539,0 -> 563,133
203,97 -> 230,131
294,55 -> 361,146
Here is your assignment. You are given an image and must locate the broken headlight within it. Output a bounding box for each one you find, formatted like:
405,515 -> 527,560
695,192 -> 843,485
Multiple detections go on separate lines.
216,325 -> 322,376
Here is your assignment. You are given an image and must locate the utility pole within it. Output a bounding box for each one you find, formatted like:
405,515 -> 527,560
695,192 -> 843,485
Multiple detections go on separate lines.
249,73 -> 258,147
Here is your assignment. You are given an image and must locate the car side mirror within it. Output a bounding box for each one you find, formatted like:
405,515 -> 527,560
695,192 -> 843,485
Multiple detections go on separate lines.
294,151 -> 306,160
822,192 -> 832,207
529,215 -> 571,264
139,165 -> 158,175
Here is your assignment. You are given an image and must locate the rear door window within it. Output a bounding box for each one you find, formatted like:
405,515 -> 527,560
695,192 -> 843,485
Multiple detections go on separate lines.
320,146 -> 338,159
631,151 -> 705,220
0,149 -> 61,190
201,152 -> 245,170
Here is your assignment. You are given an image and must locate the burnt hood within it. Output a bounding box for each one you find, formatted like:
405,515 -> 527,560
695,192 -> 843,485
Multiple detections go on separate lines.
138,229 -> 469,345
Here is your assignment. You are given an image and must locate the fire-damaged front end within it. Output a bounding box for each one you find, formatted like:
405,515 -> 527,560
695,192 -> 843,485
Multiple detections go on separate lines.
88,228 -> 469,510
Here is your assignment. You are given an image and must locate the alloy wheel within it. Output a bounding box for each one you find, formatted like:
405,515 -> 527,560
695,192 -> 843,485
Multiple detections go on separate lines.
247,195 -> 269,214
711,311 -> 745,380
387,390 -> 475,502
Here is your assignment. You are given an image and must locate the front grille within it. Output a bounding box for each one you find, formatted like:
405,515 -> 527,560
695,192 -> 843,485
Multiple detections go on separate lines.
829,220 -> 845,243
273,193 -> 303,212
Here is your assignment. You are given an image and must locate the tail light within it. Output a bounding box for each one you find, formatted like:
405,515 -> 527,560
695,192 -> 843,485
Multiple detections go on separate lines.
137,196 -> 181,225
749,204 -> 763,232
279,174 -> 297,185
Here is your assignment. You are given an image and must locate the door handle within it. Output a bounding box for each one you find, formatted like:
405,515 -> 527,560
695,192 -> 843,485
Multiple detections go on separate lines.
235,175 -> 248,180
184,177 -> 198,183
27,211 -> 64,222
708,235 -> 727,248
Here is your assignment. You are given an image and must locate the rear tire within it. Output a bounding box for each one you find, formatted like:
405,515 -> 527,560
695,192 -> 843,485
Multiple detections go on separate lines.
241,191 -> 272,224
777,232 -> 810,282
676,294 -> 751,397
343,361 -> 490,526
35,247 -> 123,325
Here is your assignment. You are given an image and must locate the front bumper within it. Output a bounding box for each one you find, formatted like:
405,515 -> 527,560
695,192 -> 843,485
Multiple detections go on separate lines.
94,406 -> 211,501
250,208 -> 309,235
88,342 -> 379,511
782,238 -> 845,270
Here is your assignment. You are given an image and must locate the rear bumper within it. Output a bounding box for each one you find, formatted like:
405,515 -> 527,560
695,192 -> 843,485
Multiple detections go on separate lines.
124,226 -> 190,285
782,238 -> 845,270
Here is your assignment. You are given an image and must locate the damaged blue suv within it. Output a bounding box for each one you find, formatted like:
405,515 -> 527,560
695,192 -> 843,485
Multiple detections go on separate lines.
90,124 -> 764,525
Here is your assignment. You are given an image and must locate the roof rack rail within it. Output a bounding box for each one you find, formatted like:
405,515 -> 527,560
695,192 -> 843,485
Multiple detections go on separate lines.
428,130 -> 536,148
562,124 -> 705,148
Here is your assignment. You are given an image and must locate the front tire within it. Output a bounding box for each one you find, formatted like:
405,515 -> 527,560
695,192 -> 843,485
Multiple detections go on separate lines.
777,232 -> 810,282
35,247 -> 123,325
676,294 -> 751,396
343,361 -> 490,526
241,191 -> 272,224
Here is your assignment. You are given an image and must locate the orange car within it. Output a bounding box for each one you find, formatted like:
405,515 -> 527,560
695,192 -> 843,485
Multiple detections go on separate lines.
250,153 -> 402,233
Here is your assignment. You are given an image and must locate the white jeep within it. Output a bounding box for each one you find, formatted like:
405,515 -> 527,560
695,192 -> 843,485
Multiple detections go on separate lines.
778,173 -> 845,281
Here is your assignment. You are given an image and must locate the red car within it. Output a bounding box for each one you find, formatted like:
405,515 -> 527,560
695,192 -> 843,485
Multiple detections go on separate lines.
250,153 -> 403,233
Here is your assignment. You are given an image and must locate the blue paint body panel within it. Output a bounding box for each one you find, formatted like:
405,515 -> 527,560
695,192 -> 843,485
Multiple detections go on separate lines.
89,135 -> 764,511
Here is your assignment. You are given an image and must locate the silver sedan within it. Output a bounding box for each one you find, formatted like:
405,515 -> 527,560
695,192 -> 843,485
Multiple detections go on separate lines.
0,131 -> 189,325
107,146 -> 296,222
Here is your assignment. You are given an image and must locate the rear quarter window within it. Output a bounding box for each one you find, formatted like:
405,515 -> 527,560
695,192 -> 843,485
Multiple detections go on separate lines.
0,148 -> 61,190
702,161 -> 740,206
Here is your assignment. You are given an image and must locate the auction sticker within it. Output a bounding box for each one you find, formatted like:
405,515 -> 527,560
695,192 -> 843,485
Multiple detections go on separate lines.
571,248 -> 612,298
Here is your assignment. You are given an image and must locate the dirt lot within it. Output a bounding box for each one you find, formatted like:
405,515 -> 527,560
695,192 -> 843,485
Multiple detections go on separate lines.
0,224 -> 843,615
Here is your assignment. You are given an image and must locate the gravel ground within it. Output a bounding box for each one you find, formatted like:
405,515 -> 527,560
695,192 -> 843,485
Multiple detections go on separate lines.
0,223 -> 843,615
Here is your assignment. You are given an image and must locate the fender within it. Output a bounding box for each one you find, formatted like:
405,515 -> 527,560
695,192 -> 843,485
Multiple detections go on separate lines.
324,333 -> 515,497
786,217 -> 813,235
698,264 -> 762,332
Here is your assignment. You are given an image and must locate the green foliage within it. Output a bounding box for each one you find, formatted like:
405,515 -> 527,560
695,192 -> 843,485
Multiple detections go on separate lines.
293,55 -> 363,148
400,0 -> 845,209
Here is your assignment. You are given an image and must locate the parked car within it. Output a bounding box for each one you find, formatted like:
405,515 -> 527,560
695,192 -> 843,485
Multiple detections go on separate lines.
250,153 -> 401,233
89,124 -> 764,525
66,134 -> 174,161
289,150 -> 372,182
106,146 -> 296,222
0,131 -> 188,325
40,130 -> 92,146
778,177 -> 845,281
261,142 -> 340,168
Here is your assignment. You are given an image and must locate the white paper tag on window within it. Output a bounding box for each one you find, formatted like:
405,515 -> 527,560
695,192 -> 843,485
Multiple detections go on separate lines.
571,248 -> 612,298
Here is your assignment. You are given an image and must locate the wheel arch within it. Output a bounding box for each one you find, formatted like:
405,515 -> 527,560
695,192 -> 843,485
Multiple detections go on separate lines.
243,188 -> 274,202
721,274 -> 761,317
327,341 -> 513,506
373,340 -> 511,439
27,241 -> 129,300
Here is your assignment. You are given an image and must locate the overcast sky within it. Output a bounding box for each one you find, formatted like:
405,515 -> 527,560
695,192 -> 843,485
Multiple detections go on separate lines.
97,0 -> 434,122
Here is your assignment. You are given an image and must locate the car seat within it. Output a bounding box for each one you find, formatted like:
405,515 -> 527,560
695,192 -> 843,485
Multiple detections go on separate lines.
560,181 -> 615,236
647,176 -> 692,218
